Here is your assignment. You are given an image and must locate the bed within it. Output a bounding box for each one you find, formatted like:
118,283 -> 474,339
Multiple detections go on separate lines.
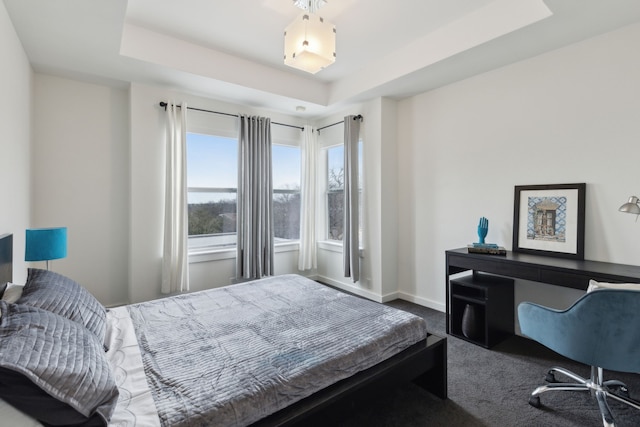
0,233 -> 447,426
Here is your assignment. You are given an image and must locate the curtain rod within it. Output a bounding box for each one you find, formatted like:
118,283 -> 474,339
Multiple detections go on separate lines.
159,101 -> 304,131
317,115 -> 363,134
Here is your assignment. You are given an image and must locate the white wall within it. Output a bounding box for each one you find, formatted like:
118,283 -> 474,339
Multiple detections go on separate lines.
0,2 -> 32,284
378,99 -> 399,300
32,74 -> 130,306
396,22 -> 640,316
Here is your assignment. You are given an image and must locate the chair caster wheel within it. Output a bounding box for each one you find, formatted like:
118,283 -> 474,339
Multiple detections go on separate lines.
545,371 -> 557,383
529,395 -> 541,408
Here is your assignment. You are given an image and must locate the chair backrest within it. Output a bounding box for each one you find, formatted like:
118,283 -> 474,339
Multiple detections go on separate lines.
518,289 -> 640,372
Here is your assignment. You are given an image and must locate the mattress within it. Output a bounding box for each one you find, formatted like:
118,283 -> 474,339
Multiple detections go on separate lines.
0,274 -> 428,426
124,274 -> 427,426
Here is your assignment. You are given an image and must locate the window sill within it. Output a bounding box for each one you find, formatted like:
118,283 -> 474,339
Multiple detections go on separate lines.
189,241 -> 300,264
318,240 -> 343,253
318,240 -> 365,258
189,247 -> 236,263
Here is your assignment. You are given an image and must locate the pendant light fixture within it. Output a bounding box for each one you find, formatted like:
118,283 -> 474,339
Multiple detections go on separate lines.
284,0 -> 335,74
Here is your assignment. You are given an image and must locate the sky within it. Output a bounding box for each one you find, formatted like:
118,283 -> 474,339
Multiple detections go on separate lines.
328,145 -> 343,177
187,133 -> 301,203
327,143 -> 363,186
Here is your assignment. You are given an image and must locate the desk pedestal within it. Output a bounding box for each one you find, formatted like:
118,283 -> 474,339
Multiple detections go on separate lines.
449,273 -> 514,348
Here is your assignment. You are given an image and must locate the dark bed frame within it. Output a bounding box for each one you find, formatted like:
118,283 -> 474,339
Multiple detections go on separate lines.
0,233 -> 447,426
254,333 -> 447,426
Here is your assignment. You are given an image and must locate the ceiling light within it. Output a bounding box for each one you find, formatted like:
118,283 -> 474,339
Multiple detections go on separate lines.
293,0 -> 327,14
284,13 -> 335,74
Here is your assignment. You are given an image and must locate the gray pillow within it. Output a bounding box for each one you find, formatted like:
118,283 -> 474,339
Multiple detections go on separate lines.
17,268 -> 107,344
0,301 -> 118,426
0,282 -> 23,303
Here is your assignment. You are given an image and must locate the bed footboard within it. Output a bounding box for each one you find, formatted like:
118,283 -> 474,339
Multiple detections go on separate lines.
413,334 -> 447,399
254,333 -> 447,426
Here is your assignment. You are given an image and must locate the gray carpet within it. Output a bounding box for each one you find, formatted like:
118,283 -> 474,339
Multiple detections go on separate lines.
319,299 -> 640,427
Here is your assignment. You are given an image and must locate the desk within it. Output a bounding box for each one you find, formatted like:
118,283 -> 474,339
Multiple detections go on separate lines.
445,248 -> 640,347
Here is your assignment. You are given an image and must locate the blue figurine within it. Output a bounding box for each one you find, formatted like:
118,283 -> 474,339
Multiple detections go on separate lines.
477,217 -> 488,244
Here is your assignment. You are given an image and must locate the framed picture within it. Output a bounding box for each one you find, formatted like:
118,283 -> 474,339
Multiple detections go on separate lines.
513,183 -> 586,260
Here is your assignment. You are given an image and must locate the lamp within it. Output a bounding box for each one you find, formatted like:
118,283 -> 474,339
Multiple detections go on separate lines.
293,0 -> 327,13
25,227 -> 67,270
284,1 -> 335,74
619,196 -> 640,216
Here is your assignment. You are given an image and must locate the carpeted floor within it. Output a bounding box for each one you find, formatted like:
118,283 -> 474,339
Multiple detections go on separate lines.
322,299 -> 640,427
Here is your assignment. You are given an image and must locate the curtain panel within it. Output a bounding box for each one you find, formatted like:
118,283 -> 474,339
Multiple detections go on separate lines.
298,125 -> 317,271
236,115 -> 274,280
162,101 -> 189,294
343,115 -> 361,282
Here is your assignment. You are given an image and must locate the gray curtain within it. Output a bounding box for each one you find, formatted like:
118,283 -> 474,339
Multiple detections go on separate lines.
236,114 -> 274,280
343,115 -> 361,282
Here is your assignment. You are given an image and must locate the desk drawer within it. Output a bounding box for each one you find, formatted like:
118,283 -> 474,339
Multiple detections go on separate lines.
539,270 -> 589,290
448,254 -> 539,281
539,270 -> 625,291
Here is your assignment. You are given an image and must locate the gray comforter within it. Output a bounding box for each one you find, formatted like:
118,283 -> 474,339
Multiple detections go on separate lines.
127,274 -> 427,426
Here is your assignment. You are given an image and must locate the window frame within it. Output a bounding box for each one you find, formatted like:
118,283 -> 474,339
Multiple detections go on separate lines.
185,132 -> 239,253
185,120 -> 302,255
271,143 -> 302,243
322,141 -> 363,243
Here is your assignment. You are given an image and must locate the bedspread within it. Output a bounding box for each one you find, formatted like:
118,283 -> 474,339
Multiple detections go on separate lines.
126,274 -> 427,427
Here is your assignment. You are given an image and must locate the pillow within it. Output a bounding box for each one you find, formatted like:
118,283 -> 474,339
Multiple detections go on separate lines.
0,301 -> 119,426
1,283 -> 24,303
17,269 -> 107,344
587,279 -> 640,293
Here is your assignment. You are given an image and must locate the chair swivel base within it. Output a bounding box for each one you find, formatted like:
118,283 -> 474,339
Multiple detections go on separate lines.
528,366 -> 640,427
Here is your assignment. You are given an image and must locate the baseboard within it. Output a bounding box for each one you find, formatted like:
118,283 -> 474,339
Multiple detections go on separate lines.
396,292 -> 445,313
312,275 -> 446,313
313,275 -> 384,303
381,291 -> 400,303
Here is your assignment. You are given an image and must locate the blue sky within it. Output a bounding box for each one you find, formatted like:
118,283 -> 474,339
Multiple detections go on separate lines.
328,145 -> 343,175
327,144 -> 363,186
187,133 -> 301,203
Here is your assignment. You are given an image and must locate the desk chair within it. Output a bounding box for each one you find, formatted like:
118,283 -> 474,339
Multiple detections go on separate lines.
518,289 -> 640,427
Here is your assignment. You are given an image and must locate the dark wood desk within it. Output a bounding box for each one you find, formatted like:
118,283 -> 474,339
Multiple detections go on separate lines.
445,248 -> 640,346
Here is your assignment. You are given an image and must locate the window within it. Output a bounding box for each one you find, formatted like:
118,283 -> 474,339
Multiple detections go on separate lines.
272,145 -> 301,241
326,143 -> 362,242
327,146 -> 344,240
186,132 -> 300,251
187,133 -> 238,250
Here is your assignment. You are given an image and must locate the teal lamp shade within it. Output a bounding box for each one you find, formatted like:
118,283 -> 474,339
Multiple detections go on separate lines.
25,228 -> 67,269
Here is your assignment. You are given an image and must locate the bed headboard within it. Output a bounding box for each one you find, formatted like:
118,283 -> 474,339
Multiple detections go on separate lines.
0,234 -> 13,284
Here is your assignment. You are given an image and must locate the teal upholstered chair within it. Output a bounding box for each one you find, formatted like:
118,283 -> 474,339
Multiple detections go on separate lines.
518,289 -> 640,427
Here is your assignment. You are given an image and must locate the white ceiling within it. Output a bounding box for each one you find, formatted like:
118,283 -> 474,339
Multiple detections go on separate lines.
5,0 -> 640,118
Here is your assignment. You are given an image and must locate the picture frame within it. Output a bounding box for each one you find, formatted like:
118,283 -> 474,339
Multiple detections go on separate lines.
513,183 -> 586,260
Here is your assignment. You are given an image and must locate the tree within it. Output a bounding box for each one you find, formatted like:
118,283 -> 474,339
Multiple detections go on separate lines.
328,166 -> 344,190
188,198 -> 237,236
273,185 -> 301,240
328,167 -> 344,240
